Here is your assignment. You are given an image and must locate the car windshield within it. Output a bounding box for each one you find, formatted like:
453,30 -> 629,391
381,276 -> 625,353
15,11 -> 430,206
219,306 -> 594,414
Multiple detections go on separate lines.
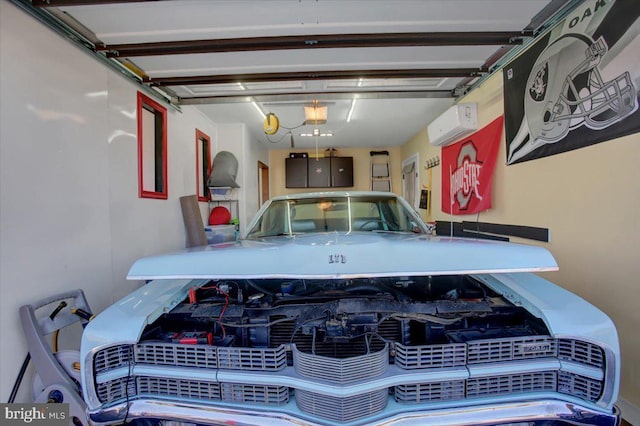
245,194 -> 426,239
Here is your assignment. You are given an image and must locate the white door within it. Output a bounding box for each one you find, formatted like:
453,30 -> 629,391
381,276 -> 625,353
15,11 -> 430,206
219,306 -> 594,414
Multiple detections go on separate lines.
402,153 -> 419,210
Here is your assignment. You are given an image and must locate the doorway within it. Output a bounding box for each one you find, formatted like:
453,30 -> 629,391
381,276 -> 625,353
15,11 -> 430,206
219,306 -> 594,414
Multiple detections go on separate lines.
258,161 -> 269,206
402,153 -> 419,210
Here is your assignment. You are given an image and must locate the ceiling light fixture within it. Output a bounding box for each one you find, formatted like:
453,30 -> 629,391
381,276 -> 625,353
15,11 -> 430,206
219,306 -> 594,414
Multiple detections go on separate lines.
304,100 -> 327,125
300,132 -> 333,137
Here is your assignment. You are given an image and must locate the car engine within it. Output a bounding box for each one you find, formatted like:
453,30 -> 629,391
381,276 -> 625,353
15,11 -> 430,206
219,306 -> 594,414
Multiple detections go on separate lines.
140,275 -> 550,358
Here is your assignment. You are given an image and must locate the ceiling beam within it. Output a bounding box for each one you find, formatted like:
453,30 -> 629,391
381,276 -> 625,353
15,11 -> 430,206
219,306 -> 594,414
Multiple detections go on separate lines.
180,90 -> 454,105
32,0 -> 158,6
99,32 -> 531,57
150,68 -> 485,87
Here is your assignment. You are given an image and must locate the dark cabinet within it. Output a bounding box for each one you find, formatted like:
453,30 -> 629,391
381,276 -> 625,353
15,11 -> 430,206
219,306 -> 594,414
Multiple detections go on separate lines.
286,156 -> 353,188
285,157 -> 308,188
308,158 -> 331,187
331,156 -> 353,187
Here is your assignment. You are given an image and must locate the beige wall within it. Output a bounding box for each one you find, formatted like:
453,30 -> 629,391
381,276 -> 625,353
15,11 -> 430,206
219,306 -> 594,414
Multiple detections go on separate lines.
269,147 -> 404,197
402,72 -> 640,411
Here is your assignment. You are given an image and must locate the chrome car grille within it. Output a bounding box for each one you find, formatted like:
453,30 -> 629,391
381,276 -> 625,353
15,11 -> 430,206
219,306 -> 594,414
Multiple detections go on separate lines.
137,376 -> 221,401
96,376 -> 136,404
102,376 -> 288,406
466,371 -> 557,397
135,343 -> 218,369
220,383 -> 289,405
394,342 -> 466,369
295,388 -> 388,423
557,339 -> 604,369
135,343 -> 287,371
558,372 -> 603,402
467,336 -> 556,363
92,336 -> 608,423
93,344 -> 133,374
217,345 -> 287,371
292,343 -> 388,384
394,381 -> 465,403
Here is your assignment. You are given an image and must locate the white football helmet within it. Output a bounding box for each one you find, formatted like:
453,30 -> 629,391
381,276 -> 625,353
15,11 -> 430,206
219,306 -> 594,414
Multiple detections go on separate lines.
508,33 -> 637,163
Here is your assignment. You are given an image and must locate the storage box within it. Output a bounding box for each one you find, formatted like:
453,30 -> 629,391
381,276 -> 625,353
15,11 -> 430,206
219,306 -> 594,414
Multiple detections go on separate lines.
204,224 -> 236,244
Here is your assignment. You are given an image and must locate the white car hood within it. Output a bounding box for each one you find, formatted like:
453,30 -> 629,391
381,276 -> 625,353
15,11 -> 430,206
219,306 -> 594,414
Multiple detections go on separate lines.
127,233 -> 558,280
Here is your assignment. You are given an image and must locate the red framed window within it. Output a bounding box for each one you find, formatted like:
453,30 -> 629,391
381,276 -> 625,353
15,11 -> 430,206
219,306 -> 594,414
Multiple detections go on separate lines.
137,92 -> 168,199
196,129 -> 212,202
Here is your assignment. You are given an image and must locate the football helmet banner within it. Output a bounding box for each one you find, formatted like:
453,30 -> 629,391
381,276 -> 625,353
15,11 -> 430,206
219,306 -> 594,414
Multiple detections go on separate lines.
504,0 -> 640,164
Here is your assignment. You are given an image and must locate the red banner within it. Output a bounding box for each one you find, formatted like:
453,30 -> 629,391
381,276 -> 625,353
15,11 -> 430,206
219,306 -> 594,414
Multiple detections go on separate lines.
441,116 -> 503,215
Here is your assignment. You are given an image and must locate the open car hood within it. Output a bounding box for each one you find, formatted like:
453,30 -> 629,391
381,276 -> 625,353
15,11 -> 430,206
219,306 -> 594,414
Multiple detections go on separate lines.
127,234 -> 558,280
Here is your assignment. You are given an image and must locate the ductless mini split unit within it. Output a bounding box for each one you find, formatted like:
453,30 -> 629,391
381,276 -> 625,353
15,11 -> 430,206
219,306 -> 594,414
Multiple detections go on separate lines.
428,103 -> 478,147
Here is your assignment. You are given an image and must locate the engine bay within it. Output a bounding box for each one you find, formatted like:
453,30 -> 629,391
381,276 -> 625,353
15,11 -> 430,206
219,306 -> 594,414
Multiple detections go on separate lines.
140,275 -> 549,358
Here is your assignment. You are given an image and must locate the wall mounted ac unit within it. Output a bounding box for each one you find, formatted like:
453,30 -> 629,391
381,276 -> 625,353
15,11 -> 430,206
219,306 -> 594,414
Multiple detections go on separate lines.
428,103 -> 478,147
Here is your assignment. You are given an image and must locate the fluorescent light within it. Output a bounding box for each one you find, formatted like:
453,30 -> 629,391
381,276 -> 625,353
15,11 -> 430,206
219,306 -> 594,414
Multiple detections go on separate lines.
346,78 -> 363,121
346,98 -> 357,122
85,91 -> 108,98
251,101 -> 266,119
238,82 -> 266,119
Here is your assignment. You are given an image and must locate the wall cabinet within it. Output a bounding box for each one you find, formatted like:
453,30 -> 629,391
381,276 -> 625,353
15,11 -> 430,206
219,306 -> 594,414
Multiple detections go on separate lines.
307,158 -> 331,188
285,156 -> 353,188
285,157 -> 308,188
330,156 -> 354,187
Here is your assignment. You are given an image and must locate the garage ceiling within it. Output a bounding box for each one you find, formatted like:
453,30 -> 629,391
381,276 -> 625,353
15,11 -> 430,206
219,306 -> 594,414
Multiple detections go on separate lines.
17,0 -> 583,149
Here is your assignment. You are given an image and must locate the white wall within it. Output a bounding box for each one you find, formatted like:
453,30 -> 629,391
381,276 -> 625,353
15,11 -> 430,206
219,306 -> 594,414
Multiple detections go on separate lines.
0,2 -> 232,402
240,126 -> 270,232
216,124 -> 269,234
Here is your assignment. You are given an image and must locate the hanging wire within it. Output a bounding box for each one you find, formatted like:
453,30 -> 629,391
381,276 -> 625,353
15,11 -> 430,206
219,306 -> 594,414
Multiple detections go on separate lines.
280,122 -> 306,131
312,100 -> 320,158
265,131 -> 293,144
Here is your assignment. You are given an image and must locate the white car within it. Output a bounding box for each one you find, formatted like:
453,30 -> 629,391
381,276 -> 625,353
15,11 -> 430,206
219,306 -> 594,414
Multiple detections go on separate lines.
81,191 -> 621,425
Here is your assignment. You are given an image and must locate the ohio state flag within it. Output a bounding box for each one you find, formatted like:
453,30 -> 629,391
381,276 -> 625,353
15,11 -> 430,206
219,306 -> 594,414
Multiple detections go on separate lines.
442,116 -> 503,214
